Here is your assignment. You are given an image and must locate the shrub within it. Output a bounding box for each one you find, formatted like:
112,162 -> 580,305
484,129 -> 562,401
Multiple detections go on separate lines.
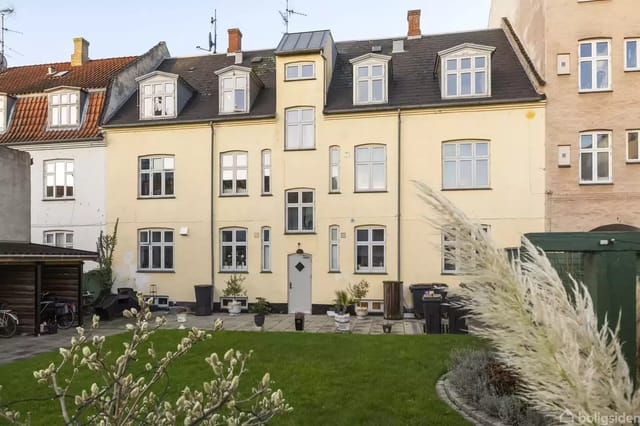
222,275 -> 247,299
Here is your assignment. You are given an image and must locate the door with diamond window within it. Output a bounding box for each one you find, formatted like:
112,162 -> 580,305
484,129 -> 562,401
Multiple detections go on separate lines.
288,253 -> 312,313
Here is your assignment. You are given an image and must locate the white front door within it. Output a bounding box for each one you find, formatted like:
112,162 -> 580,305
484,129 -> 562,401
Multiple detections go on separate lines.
288,253 -> 312,313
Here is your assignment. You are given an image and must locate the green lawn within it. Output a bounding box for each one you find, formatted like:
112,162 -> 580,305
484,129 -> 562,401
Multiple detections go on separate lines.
0,330 -> 481,425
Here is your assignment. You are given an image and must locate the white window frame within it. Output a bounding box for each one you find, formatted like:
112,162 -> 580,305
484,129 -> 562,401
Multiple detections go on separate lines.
220,227 -> 248,272
285,107 -> 315,150
0,95 -> 7,132
442,141 -> 490,189
138,229 -> 174,271
261,226 -> 271,272
355,226 -> 385,273
262,149 -> 271,195
349,54 -> 390,105
355,145 -> 386,192
285,189 -> 315,233
329,146 -> 340,193
49,91 -> 80,127
579,131 -> 612,183
221,151 -> 248,196
579,39 -> 611,92
442,224 -> 490,274
625,39 -> 640,71
215,67 -> 251,114
139,156 -> 175,197
140,80 -> 176,119
285,62 -> 315,81
627,130 -> 640,163
329,225 -> 340,272
438,44 -> 494,99
44,230 -> 73,248
44,159 -> 74,199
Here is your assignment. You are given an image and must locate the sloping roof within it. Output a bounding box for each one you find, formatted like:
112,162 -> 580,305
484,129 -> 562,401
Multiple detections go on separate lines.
275,30 -> 331,55
0,91 -> 105,144
0,242 -> 96,260
0,57 -> 137,95
105,49 -> 276,126
325,28 -> 542,113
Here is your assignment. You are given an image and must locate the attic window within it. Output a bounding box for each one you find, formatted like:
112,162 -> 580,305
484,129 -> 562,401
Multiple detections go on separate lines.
349,53 -> 391,105
438,43 -> 495,99
48,90 -> 81,128
215,67 -> 251,114
54,71 -> 69,77
140,81 -> 176,118
0,95 -> 7,132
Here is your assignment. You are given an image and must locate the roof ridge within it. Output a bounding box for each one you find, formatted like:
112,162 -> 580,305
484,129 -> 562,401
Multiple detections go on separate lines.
4,55 -> 138,71
333,27 -> 502,46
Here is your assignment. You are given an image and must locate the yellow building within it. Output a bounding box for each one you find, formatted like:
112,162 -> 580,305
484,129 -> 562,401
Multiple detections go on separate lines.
103,11 -> 545,313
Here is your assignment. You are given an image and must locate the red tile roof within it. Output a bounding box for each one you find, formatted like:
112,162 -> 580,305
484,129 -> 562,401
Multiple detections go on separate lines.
0,57 -> 137,95
0,56 -> 137,144
0,92 -> 105,144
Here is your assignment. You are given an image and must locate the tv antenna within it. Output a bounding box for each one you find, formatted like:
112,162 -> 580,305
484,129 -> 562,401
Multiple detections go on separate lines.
196,9 -> 217,53
0,8 -> 20,71
279,0 -> 306,34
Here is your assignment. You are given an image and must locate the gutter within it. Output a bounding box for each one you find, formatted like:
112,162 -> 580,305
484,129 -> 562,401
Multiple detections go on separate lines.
397,108 -> 402,283
2,137 -> 103,146
210,122 -> 215,291
101,114 -> 277,129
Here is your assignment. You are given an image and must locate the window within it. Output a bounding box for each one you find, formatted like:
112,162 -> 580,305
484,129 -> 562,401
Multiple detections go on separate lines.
579,40 -> 611,91
444,55 -> 489,98
355,145 -> 386,192
49,92 -> 80,127
286,107 -> 315,149
329,225 -> 340,272
261,227 -> 271,272
140,81 -> 176,118
221,151 -> 248,195
44,231 -> 73,248
219,74 -> 248,113
286,189 -> 314,232
0,95 -> 7,132
442,141 -> 490,189
442,225 -> 489,274
139,156 -> 175,197
627,130 -> 640,162
44,159 -> 74,199
262,150 -> 271,195
625,39 -> 640,71
355,226 -> 385,273
286,62 -> 315,80
349,54 -> 390,105
139,229 -> 174,271
329,146 -> 340,193
580,131 -> 611,183
221,228 -> 247,271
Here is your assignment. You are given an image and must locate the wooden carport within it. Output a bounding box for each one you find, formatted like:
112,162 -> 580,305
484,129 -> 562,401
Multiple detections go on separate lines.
0,242 -> 97,335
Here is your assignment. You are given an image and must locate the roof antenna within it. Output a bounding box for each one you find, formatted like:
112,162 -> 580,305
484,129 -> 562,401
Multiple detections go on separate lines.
0,8 -> 19,71
279,0 -> 306,34
196,9 -> 217,53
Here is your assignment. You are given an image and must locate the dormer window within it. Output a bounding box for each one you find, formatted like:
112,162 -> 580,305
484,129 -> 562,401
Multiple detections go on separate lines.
0,94 -> 13,133
215,65 -> 257,114
46,88 -> 83,128
349,53 -> 391,105
135,71 -> 188,120
438,43 -> 495,99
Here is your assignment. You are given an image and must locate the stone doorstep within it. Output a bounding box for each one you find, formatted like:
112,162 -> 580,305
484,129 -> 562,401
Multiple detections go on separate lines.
436,373 -> 508,426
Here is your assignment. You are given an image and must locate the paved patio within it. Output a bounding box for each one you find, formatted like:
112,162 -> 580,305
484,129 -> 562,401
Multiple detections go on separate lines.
0,312 -> 425,365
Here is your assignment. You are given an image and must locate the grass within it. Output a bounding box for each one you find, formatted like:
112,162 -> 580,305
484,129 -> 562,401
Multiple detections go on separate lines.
0,329 -> 481,425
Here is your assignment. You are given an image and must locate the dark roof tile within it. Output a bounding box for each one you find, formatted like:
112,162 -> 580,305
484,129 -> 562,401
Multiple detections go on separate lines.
0,242 -> 96,258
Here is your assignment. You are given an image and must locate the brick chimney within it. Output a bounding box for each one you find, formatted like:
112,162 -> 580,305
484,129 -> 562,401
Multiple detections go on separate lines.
71,37 -> 89,66
227,28 -> 242,54
407,10 -> 422,39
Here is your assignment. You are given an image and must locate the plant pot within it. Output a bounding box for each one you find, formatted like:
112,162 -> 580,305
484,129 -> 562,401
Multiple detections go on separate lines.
228,300 -> 242,315
355,306 -> 368,319
294,316 -> 304,331
334,313 -> 350,332
254,313 -> 265,327
382,323 -> 393,334
176,312 -> 187,323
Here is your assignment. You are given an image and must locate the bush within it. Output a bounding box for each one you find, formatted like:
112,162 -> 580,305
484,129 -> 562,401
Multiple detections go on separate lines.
448,349 -> 550,426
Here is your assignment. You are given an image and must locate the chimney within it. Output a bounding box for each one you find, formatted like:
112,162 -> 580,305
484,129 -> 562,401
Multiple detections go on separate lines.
407,10 -> 421,39
71,37 -> 89,66
227,28 -> 242,54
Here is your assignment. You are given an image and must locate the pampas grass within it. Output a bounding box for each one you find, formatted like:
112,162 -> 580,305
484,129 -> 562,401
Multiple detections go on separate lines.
414,181 -> 638,423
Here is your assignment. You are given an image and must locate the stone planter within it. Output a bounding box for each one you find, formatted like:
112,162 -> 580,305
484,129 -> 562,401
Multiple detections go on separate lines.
228,300 -> 242,315
355,306 -> 368,319
334,313 -> 350,332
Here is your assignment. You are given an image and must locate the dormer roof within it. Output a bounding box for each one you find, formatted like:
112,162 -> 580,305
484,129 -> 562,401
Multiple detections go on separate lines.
275,30 -> 333,56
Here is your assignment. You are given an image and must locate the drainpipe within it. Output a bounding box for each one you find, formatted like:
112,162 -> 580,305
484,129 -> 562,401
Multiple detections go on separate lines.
397,108 -> 402,283
210,122 -> 215,291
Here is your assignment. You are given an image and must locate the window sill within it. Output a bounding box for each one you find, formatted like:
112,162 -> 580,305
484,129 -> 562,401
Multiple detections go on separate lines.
579,181 -> 613,186
353,100 -> 388,106
284,231 -> 316,235
137,270 -> 175,273
219,194 -> 249,198
139,115 -> 178,121
284,77 -> 317,82
626,160 -> 640,164
354,190 -> 388,193
219,270 -> 248,274
578,89 -> 613,94
284,148 -> 316,152
328,270 -> 341,274
261,193 -> 273,197
441,187 -> 492,191
329,191 -> 341,195
354,271 -> 387,275
218,110 -> 249,115
624,68 -> 640,73
441,271 -> 460,276
43,198 -> 75,201
137,196 -> 176,200
260,271 -> 272,273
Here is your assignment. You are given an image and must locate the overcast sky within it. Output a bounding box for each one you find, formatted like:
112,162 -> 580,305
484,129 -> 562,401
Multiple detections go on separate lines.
0,0 -> 491,67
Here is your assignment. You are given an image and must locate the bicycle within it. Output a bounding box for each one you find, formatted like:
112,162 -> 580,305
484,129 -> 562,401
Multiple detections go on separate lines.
0,303 -> 19,338
40,291 -> 76,330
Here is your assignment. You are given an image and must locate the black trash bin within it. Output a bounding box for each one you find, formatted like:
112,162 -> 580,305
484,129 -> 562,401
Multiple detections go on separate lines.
194,285 -> 213,316
422,295 -> 442,334
448,296 -> 468,334
383,281 -> 403,320
409,283 -> 448,319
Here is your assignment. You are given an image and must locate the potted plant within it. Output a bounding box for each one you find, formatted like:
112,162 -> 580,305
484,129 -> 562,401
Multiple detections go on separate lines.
175,306 -> 188,324
333,290 -> 353,332
251,297 -> 271,327
223,274 -> 246,315
348,280 -> 370,319
382,321 -> 393,334
294,312 -> 305,331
